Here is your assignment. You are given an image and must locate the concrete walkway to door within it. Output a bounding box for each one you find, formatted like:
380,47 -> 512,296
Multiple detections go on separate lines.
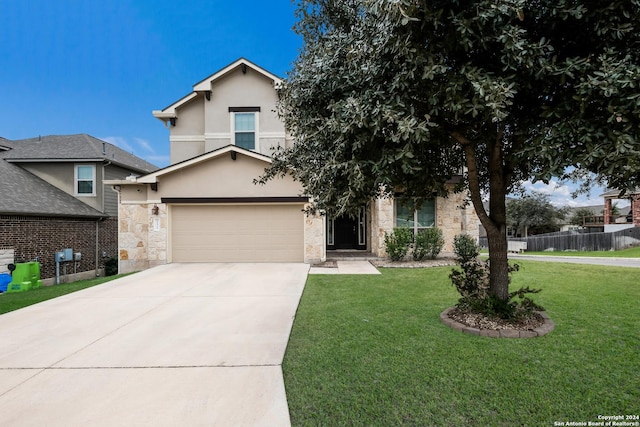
0,263 -> 309,427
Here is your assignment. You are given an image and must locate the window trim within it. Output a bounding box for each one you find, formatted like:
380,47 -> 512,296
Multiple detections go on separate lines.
394,198 -> 436,235
74,164 -> 96,196
230,107 -> 260,151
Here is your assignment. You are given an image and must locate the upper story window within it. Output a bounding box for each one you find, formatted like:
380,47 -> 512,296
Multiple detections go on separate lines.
395,199 -> 436,234
230,107 -> 260,150
75,164 -> 96,196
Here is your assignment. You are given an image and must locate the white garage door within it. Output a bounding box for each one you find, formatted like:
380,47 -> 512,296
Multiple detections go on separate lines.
170,204 -> 304,262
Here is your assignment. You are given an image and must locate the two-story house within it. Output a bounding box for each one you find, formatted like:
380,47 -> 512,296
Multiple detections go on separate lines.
111,58 -> 479,273
0,134 -> 157,282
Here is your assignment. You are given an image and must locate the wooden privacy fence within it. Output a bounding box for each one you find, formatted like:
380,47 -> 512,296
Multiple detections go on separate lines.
479,227 -> 640,252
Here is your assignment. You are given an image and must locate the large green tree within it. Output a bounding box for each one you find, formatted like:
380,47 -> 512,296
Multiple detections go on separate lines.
261,0 -> 640,301
506,193 -> 568,237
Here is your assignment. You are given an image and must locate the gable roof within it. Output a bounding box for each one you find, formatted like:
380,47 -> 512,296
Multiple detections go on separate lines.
600,188 -> 640,198
1,134 -> 158,173
192,57 -> 282,91
109,145 -> 272,185
0,159 -> 106,218
152,58 -> 282,121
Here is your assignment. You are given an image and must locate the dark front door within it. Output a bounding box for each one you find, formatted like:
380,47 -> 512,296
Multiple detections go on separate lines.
327,209 -> 367,250
334,216 -> 359,249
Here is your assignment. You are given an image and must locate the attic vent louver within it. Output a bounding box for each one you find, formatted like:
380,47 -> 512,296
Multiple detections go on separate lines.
102,142 -> 106,154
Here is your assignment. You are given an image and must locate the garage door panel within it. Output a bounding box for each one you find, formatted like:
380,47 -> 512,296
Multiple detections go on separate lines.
171,205 -> 304,262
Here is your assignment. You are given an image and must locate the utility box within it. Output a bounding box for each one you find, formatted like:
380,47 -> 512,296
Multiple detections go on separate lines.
55,249 -> 74,262
74,252 -> 81,261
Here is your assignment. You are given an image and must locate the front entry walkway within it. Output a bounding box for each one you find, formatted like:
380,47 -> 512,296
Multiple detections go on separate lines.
0,263 -> 309,426
309,261 -> 381,275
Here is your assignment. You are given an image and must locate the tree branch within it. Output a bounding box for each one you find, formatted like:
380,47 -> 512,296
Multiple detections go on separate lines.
451,131 -> 494,233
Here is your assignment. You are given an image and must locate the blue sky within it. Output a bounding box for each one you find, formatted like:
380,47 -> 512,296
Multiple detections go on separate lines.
0,0 -> 608,207
1,0 -> 300,167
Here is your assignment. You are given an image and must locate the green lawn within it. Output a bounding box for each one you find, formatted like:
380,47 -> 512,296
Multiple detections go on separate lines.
283,262 -> 640,426
0,275 -> 126,315
522,246 -> 640,257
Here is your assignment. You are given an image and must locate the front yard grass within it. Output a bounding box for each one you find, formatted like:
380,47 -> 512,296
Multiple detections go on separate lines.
0,275 -> 126,315
283,262 -> 640,426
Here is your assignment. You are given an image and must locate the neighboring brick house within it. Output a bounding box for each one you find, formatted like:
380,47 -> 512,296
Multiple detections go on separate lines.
111,58 -> 479,273
600,189 -> 640,232
0,135 -> 157,282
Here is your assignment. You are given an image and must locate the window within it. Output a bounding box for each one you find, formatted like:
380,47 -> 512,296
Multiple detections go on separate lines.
234,113 -> 255,149
75,165 -> 95,196
229,106 -> 261,150
395,199 -> 435,233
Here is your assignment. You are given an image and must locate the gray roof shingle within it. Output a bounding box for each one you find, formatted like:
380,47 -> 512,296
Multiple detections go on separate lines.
0,134 -> 158,217
2,134 -> 158,173
0,159 -> 106,218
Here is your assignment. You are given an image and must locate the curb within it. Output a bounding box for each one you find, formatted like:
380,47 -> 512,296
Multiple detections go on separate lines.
440,307 -> 555,338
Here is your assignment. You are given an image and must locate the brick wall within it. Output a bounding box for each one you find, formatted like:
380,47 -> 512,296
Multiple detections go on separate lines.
0,215 -> 117,280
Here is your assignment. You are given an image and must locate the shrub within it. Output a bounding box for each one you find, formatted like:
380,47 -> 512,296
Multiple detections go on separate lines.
413,228 -> 444,261
449,234 -> 543,320
452,233 -> 480,264
105,257 -> 118,276
384,227 -> 413,261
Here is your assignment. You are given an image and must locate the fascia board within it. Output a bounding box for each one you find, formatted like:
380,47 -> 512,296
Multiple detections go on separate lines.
135,145 -> 273,184
193,58 -> 283,92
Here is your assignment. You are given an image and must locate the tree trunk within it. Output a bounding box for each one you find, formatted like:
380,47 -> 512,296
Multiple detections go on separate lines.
486,191 -> 510,302
456,129 -> 512,303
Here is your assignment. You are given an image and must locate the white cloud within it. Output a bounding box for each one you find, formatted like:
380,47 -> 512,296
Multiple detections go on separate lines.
101,136 -> 169,168
134,137 -> 155,153
102,136 -> 134,153
523,179 -> 571,197
518,179 -> 616,208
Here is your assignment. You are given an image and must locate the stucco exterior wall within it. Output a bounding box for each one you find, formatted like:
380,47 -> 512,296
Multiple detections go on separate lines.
172,97 -> 205,136
206,67 -> 282,136
167,65 -> 285,164
155,153 -> 301,199
21,162 -> 104,213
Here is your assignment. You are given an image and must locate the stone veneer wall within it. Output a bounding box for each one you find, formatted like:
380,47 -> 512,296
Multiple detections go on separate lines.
436,191 -> 479,253
370,198 -> 395,257
118,203 -> 168,274
370,189 -> 480,258
0,249 -> 15,274
304,206 -> 325,263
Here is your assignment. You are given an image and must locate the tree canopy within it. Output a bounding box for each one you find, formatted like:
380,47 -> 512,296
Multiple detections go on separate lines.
568,207 -> 598,227
506,193 -> 568,237
261,0 -> 640,301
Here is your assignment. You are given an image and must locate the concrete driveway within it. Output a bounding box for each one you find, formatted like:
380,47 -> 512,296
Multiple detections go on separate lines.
0,263 -> 309,427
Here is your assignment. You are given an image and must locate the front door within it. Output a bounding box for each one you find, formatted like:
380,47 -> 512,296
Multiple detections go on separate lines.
327,208 -> 366,250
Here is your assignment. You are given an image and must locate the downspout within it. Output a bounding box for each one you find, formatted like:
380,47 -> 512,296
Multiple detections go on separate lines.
96,219 -> 100,276
112,184 -> 123,274
97,160 -> 112,277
